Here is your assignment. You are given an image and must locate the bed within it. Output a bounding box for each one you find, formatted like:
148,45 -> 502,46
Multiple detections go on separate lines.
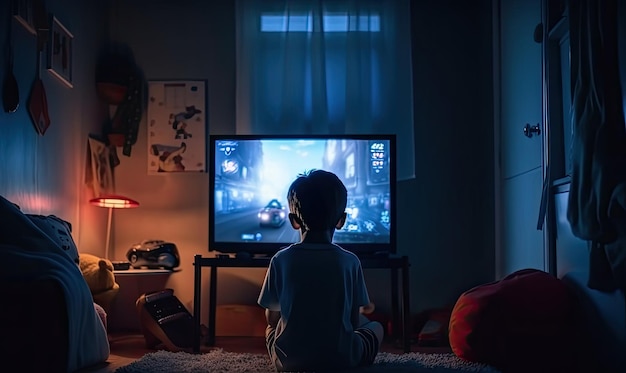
0,196 -> 110,372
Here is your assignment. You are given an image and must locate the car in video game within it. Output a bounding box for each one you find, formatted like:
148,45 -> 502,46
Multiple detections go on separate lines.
258,199 -> 287,228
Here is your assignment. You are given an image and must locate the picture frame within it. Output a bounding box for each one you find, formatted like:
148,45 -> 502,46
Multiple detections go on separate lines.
46,15 -> 73,88
86,137 -> 115,198
12,0 -> 36,35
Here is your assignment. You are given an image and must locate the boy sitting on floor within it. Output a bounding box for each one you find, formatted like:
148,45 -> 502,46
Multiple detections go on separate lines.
258,169 -> 384,372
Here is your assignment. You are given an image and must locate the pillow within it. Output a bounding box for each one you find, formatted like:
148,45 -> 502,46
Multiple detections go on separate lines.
27,214 -> 80,266
0,195 -> 79,265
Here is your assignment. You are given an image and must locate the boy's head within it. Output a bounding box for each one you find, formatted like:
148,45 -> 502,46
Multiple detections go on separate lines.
287,169 -> 347,232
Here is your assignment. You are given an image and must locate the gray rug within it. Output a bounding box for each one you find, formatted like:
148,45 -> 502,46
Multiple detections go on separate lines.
115,349 -> 501,373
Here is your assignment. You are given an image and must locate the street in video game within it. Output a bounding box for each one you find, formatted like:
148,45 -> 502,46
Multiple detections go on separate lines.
212,138 -> 392,245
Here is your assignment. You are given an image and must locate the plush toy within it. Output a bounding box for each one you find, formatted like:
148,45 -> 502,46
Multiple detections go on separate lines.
79,253 -> 120,312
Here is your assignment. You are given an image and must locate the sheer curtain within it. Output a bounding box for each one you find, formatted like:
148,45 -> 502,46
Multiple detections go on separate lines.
235,0 -> 415,180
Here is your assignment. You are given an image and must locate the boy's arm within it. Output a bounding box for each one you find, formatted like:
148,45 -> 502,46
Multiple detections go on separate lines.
353,302 -> 375,328
360,302 -> 375,314
351,307 -> 360,329
265,309 -> 280,328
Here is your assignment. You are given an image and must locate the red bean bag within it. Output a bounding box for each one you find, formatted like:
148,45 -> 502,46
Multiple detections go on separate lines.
448,268 -> 580,372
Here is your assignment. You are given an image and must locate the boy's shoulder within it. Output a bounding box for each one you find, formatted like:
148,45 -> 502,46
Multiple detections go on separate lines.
273,242 -> 359,261
280,241 -> 342,251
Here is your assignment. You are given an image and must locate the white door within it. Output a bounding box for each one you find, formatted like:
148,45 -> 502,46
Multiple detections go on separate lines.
495,0 -> 546,277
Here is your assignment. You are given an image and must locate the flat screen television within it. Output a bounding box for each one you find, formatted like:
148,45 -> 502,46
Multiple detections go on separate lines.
208,134 -> 396,257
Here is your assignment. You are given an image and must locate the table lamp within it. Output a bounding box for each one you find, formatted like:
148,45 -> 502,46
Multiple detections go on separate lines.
90,194 -> 139,260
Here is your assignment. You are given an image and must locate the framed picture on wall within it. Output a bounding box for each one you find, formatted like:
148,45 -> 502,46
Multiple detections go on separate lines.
12,0 -> 36,35
46,15 -> 73,88
147,80 -> 207,174
86,137 -> 115,198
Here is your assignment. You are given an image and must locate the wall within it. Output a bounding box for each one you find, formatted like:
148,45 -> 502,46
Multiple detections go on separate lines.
0,0 -> 110,255
108,0 -> 495,325
408,0 -> 495,310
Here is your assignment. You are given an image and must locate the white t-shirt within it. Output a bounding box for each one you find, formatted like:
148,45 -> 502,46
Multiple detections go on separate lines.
258,242 -> 371,371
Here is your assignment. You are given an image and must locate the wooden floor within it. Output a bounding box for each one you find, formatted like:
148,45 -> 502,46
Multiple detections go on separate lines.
84,332 -> 452,373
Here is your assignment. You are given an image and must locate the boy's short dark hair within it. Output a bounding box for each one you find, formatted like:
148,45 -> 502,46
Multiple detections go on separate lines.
287,169 -> 347,231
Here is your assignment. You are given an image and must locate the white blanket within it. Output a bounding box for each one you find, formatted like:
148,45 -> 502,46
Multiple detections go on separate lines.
1,246 -> 110,372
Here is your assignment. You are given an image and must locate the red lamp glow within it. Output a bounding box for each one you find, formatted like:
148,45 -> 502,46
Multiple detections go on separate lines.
90,195 -> 140,208
90,194 -> 139,259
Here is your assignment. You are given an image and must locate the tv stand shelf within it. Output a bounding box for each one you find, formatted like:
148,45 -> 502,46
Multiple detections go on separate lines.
192,253 -> 411,353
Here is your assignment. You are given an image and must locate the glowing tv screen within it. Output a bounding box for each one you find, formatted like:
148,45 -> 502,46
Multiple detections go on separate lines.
209,134 -> 396,256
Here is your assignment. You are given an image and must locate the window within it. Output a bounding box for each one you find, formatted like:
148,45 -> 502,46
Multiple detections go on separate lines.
236,0 -> 415,180
261,13 -> 381,32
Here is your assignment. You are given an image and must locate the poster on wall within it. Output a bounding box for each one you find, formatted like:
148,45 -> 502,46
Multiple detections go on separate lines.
147,80 -> 206,173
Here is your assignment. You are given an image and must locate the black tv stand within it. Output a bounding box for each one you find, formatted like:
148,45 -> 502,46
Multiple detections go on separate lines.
358,251 -> 390,259
192,253 -> 411,353
234,251 -> 252,260
216,251 -> 274,260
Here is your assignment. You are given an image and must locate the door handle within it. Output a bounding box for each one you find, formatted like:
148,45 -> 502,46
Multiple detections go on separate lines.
523,123 -> 541,138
